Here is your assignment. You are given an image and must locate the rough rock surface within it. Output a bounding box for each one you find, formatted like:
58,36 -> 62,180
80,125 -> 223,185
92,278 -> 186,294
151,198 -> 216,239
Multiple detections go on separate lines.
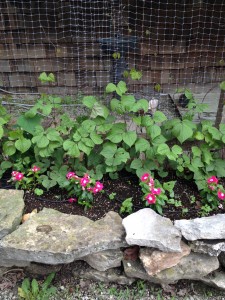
0,208 -> 127,265
0,258 -> 30,268
25,263 -> 62,275
83,249 -> 123,272
218,252 -> 225,268
174,214 -> 225,241
72,261 -> 135,285
190,239 -> 225,256
139,241 -> 191,276
123,252 -> 219,284
0,189 -> 24,239
122,208 -> 182,252
201,271 -> 225,291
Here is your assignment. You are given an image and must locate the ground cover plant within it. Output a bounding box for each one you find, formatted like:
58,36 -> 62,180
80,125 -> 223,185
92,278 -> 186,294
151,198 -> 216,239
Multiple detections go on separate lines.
0,74 -> 225,219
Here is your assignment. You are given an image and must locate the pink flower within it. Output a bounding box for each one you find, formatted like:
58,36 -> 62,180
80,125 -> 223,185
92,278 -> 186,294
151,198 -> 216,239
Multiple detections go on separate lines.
80,177 -> 90,187
145,193 -> 156,204
66,172 -> 76,180
31,165 -> 40,172
14,172 -> 24,181
92,187 -> 99,194
141,173 -> 150,182
12,171 -> 18,177
68,198 -> 77,203
208,185 -> 216,191
151,187 -> 161,195
148,177 -> 154,188
218,190 -> 225,200
95,181 -> 103,191
207,176 -> 218,185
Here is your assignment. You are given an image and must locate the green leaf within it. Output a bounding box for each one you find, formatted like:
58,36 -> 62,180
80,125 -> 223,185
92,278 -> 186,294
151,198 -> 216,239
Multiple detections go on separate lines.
17,114 -> 42,135
78,141 -> 92,155
90,132 -> 103,145
0,126 -> 3,139
34,188 -> 44,196
63,140 -> 80,157
21,278 -> 30,295
110,98 -> 121,112
37,135 -> 50,148
135,138 -> 150,152
15,138 -> 31,153
121,94 -> 136,111
81,120 -> 96,132
122,131 -> 137,147
148,124 -> 161,140
31,279 -> 39,297
73,131 -> 81,142
41,272 -> 55,291
82,96 -> 97,108
157,143 -> 170,155
130,158 -> 143,169
191,146 -> 201,157
132,99 -> 149,113
38,72 -> 48,82
116,81 -> 127,96
141,115 -> 153,126
194,131 -> 205,140
220,81 -> 225,90
171,145 -> 183,155
3,141 -> 16,156
214,159 -> 225,177
1,161 -> 12,170
100,143 -> 117,158
90,102 -> 109,119
153,111 -> 167,123
172,120 -> 193,143
107,132 -> 123,143
207,126 -> 222,140
113,148 -> 130,166
106,83 -> 116,93
46,130 -> 63,142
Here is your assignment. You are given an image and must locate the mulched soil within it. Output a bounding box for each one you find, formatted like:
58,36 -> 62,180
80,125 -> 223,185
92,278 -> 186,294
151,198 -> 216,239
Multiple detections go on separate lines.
9,172 -> 224,221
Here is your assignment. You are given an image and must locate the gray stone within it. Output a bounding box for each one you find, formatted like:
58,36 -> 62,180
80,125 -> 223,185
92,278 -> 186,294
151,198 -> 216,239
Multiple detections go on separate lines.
0,267 -> 9,277
0,258 -> 30,267
123,252 -> 219,284
174,214 -> 225,241
218,252 -> 225,267
0,189 -> 24,239
140,241 -> 191,276
201,271 -> 225,291
72,261 -> 135,285
83,249 -> 123,271
122,208 -> 182,252
190,240 -> 225,256
0,208 -> 127,265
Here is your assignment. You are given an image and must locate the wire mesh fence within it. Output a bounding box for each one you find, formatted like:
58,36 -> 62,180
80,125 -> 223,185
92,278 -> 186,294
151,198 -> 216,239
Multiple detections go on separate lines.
0,0 -> 224,121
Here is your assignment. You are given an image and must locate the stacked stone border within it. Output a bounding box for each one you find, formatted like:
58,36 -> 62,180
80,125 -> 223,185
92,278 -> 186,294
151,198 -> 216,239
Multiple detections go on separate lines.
1,189 -> 225,290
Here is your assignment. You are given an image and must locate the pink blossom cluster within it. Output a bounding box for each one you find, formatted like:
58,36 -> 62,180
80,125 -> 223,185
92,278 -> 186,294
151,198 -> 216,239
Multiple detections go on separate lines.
66,171 -> 104,202
207,176 -> 225,200
11,171 -> 24,181
140,173 -> 161,204
31,165 -> 40,172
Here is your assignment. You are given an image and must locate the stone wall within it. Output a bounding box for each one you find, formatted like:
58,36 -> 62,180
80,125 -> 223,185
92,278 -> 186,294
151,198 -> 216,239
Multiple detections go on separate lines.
1,189 -> 225,290
0,1 -> 224,95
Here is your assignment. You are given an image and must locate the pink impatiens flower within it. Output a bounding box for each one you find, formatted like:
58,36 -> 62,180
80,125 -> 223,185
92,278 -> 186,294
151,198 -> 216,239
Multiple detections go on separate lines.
141,173 -> 150,182
14,172 -> 24,181
151,187 -> 161,195
145,193 -> 156,204
68,198 -> 77,203
31,165 -> 40,172
80,177 -> 90,187
207,176 -> 218,185
95,181 -> 103,191
66,172 -> 76,180
11,171 -> 18,177
218,190 -> 225,200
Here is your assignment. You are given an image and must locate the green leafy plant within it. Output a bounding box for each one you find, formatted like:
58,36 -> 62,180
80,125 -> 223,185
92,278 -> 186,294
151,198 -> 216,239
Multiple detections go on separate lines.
18,272 -> 56,300
120,197 -> 133,214
139,173 -> 176,214
109,192 -> 117,200
65,171 -> 104,208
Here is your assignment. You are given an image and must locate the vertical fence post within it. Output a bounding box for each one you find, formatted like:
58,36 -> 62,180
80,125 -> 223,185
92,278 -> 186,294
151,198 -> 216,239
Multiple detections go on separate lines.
215,90 -> 225,128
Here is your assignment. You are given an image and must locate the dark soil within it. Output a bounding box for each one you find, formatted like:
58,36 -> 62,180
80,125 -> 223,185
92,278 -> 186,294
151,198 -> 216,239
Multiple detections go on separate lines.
17,173 -> 225,221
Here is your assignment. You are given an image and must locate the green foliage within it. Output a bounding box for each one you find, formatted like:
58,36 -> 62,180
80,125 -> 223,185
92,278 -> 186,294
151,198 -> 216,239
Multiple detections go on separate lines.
120,197 -> 133,214
18,272 -> 56,300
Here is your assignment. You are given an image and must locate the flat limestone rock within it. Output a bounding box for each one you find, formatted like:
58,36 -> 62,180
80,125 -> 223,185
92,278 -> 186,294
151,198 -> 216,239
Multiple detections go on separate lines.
0,189 -> 24,239
0,208 -> 127,265
72,261 -> 135,285
0,258 -> 30,268
123,252 -> 219,284
140,241 -> 191,276
83,249 -> 123,271
122,208 -> 182,252
174,214 -> 225,241
190,240 -> 225,256
201,271 -> 225,291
